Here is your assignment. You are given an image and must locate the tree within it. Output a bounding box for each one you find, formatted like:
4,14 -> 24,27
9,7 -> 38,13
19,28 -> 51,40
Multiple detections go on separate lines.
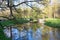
0,0 -> 50,40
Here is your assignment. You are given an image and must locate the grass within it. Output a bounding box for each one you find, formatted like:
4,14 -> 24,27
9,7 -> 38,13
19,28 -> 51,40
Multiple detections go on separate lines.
45,18 -> 60,28
0,18 -> 29,27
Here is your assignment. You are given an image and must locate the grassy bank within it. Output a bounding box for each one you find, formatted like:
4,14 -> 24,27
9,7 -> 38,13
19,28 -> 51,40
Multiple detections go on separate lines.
45,18 -> 60,28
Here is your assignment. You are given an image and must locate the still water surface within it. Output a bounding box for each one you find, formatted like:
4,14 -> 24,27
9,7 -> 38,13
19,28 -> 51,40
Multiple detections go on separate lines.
4,23 -> 60,40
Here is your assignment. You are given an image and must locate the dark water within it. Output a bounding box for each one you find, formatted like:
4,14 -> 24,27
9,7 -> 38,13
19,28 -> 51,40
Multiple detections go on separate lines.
4,23 -> 60,40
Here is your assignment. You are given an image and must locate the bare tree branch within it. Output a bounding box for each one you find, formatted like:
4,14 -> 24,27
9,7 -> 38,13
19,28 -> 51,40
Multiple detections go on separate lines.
13,3 -> 42,14
13,1 -> 46,7
25,3 -> 39,12
0,1 -> 45,8
25,3 -> 35,10
0,16 -> 9,19
0,16 -> 16,20
12,1 -> 44,14
13,1 -> 37,7
13,3 -> 36,14
13,7 -> 20,13
0,7 -> 7,8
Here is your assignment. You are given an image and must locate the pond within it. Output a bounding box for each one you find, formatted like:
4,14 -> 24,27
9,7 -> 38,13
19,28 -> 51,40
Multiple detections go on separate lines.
4,22 -> 60,40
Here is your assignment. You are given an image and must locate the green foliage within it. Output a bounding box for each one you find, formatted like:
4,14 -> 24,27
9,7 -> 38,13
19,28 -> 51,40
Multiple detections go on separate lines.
45,18 -> 60,28
0,20 -> 15,27
15,18 -> 29,24
0,18 -> 29,27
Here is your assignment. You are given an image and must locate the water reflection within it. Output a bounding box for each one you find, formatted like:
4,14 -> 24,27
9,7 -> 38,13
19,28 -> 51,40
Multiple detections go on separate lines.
49,30 -> 55,40
4,23 -> 60,40
12,28 -> 19,40
55,29 -> 60,40
19,30 -> 27,40
4,27 -> 11,38
34,28 -> 42,40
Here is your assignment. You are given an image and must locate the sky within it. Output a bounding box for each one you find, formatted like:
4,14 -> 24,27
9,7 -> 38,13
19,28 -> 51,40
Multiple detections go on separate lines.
13,0 -> 45,9
13,0 -> 55,7
0,0 -> 60,9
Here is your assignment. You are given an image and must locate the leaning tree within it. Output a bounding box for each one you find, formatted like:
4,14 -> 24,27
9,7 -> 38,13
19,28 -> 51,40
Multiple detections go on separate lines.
0,0 -> 50,40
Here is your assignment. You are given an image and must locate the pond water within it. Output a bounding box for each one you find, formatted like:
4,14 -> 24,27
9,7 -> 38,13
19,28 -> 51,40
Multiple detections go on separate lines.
4,23 -> 60,40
